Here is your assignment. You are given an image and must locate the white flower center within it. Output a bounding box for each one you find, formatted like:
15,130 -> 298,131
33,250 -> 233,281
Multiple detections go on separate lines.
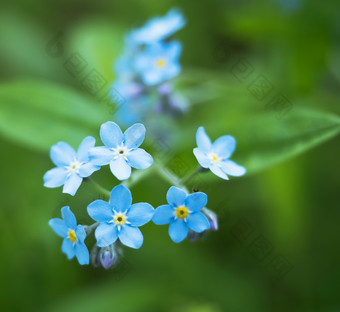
67,160 -> 81,174
112,144 -> 130,160
208,153 -> 220,164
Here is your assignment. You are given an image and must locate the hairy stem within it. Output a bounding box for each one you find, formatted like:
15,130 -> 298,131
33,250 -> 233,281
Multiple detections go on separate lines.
87,178 -> 111,197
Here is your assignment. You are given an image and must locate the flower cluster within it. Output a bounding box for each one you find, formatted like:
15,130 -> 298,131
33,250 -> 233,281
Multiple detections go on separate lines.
45,121 -> 245,268
112,9 -> 188,126
44,9 -> 246,270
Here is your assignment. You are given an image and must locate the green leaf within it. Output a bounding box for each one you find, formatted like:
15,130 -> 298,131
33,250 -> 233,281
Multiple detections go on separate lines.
0,80 -> 110,151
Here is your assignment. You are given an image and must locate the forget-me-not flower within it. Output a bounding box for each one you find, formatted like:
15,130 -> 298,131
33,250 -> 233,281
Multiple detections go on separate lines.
49,206 -> 89,265
153,186 -> 210,243
43,136 -> 100,196
89,121 -> 153,180
134,41 -> 182,86
129,9 -> 185,44
87,185 -> 154,249
193,127 -> 246,180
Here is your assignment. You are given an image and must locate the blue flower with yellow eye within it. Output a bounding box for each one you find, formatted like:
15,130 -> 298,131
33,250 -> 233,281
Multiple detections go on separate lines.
89,121 -> 153,180
129,9 -> 185,44
87,185 -> 154,249
153,186 -> 210,243
43,136 -> 100,196
193,127 -> 246,180
134,41 -> 182,86
49,206 -> 89,265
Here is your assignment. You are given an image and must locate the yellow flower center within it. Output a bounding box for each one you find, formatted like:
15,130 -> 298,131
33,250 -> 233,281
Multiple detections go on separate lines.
176,206 -> 189,219
209,153 -> 219,164
156,58 -> 166,68
114,214 -> 126,225
68,230 -> 77,243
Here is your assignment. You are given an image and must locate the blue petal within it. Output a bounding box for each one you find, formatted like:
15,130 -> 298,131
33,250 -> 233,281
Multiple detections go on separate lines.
87,200 -> 113,222
62,238 -> 75,259
143,70 -> 163,86
166,186 -> 186,207
212,135 -> 236,159
75,242 -> 89,265
109,158 -> 131,180
124,123 -> 146,149
109,185 -> 132,212
126,148 -> 153,169
127,203 -> 154,226
168,219 -> 188,243
220,160 -> 246,177
196,127 -> 212,152
75,225 -> 86,242
165,62 -> 181,80
100,121 -> 123,148
168,40 -> 182,58
50,142 -> 76,166
62,174 -> 83,196
95,223 -> 118,247
152,205 -> 174,225
209,164 -> 229,180
184,192 -> 207,212
61,206 -> 77,229
49,218 -> 68,237
78,162 -> 100,178
89,146 -> 114,166
118,225 -> 143,249
77,136 -> 96,162
43,167 -> 68,188
193,148 -> 210,168
187,212 -> 210,233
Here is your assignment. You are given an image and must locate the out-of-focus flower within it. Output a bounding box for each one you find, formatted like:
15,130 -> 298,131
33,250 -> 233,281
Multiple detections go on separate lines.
49,206 -> 89,265
153,186 -> 210,243
129,9 -> 186,44
134,41 -> 182,86
193,127 -> 246,180
87,185 -> 154,249
89,122 -> 153,180
43,137 -> 100,196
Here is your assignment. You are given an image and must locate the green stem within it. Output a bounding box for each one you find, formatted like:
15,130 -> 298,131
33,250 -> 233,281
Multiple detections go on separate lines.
121,166 -> 155,189
180,166 -> 201,185
87,178 -> 111,197
84,222 -> 99,235
154,162 -> 189,193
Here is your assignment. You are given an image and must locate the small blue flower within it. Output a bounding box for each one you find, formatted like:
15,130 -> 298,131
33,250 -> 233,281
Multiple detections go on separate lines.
89,121 -> 153,180
153,186 -> 210,243
129,9 -> 185,44
49,206 -> 89,265
43,136 -> 100,196
134,41 -> 182,86
193,127 -> 246,180
87,185 -> 154,249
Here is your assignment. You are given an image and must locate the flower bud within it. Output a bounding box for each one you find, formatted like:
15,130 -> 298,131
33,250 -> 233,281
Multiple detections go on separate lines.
202,208 -> 218,231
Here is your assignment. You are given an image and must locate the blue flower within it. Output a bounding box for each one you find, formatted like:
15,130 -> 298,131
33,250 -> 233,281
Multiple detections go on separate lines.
152,186 -> 210,243
134,41 -> 182,86
129,9 -> 185,44
89,121 -> 153,180
49,206 -> 89,265
116,96 -> 151,127
193,127 -> 246,180
87,185 -> 154,249
43,136 -> 100,196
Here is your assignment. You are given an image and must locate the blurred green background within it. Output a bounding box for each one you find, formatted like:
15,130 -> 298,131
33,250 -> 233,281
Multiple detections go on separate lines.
1,0 -> 340,311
